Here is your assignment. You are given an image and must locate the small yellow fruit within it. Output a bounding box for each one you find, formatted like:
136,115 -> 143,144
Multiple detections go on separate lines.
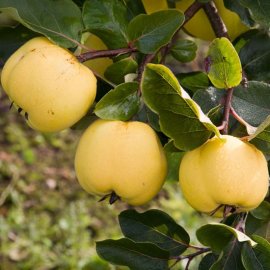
1,37 -> 97,132
179,135 -> 269,216
176,0 -> 249,41
75,119 -> 168,206
142,0 -> 168,14
82,34 -> 113,76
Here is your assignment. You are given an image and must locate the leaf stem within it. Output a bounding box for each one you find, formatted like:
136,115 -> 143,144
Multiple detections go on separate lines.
203,1 -> 229,39
76,47 -> 137,63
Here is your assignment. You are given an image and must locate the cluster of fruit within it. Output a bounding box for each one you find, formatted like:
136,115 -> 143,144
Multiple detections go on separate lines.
1,0 -> 268,217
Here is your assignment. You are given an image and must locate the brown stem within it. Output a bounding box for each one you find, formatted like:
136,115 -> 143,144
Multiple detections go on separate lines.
221,88 -> 234,134
203,1 -> 229,39
161,1 -> 205,63
76,47 -> 137,63
170,248 -> 211,269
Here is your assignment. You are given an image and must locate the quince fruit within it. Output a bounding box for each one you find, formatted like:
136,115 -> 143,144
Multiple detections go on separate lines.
75,119 -> 167,206
179,135 -> 269,216
176,0 -> 249,41
1,37 -> 96,132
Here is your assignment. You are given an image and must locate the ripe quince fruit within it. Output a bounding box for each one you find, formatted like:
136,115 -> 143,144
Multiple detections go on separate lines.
142,0 -> 168,14
1,37 -> 96,132
75,119 -> 168,206
176,0 -> 249,41
82,33 -> 113,77
179,135 -> 269,217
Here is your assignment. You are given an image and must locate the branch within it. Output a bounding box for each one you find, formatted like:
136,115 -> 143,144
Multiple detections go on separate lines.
76,47 -> 137,63
170,248 -> 211,269
203,1 -> 229,38
220,88 -> 234,134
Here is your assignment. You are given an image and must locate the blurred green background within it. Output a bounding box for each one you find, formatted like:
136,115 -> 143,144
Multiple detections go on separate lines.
0,83 -> 210,269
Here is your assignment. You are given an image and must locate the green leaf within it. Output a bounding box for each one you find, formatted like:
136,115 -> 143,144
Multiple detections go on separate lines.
206,37 -> 242,89
104,57 -> 138,85
248,116 -> 270,154
142,63 -> 220,151
0,24 -> 36,65
196,223 -> 257,253
96,238 -> 170,270
119,209 -> 190,257
176,72 -> 210,94
246,215 -> 270,241
199,253 -> 219,270
210,240 -> 245,270
171,39 -> 197,63
82,0 -> 129,49
239,0 -> 270,28
0,0 -> 83,48
95,82 -> 140,121
224,0 -> 254,27
252,235 -> 270,265
251,202 -> 270,221
128,10 -> 184,54
164,141 -> 185,182
192,87 -> 226,114
241,242 -> 264,270
238,32 -> 270,81
232,81 -> 270,126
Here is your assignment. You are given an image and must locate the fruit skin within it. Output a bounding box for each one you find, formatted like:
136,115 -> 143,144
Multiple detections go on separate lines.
142,0 -> 168,14
179,135 -> 269,216
82,33 -> 113,77
75,119 -> 168,206
1,37 -> 97,132
176,0 -> 248,41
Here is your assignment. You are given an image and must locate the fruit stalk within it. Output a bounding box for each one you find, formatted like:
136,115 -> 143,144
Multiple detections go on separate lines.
76,47 -> 137,63
203,1 -> 229,38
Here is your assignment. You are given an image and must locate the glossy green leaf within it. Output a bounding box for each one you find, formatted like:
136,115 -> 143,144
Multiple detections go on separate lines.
142,64 -> 220,151
164,141 -> 185,182
104,57 -> 138,84
241,242 -> 264,270
232,81 -> 270,126
206,37 -> 242,89
128,10 -> 184,54
199,253 -> 219,270
245,215 -> 270,241
192,87 -> 226,114
239,0 -> 270,28
248,119 -> 270,153
224,0 -> 254,27
251,235 -> 270,265
238,32 -> 270,81
83,0 -> 129,49
95,82 -> 140,121
197,223 -> 257,253
171,39 -> 197,63
176,72 -> 210,94
119,209 -> 190,257
96,238 -> 170,270
210,240 -> 245,270
0,0 -> 82,48
251,202 -> 270,221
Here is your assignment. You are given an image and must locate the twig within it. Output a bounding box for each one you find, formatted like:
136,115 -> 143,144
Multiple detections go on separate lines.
170,248 -> 211,269
203,1 -> 229,38
221,88 -> 234,134
161,1 -> 205,63
76,47 -> 137,63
